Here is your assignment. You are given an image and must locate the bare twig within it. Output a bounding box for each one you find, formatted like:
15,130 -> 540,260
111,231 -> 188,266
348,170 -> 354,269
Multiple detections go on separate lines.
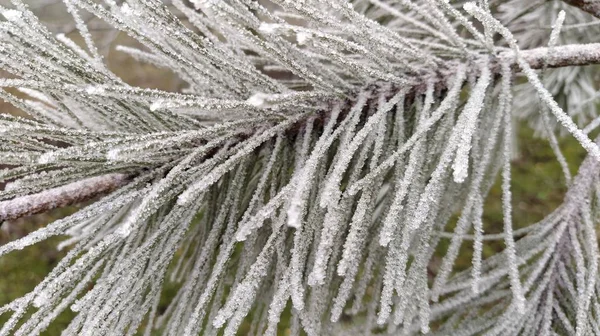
510,43 -> 600,69
0,174 -> 130,222
410,43 -> 600,96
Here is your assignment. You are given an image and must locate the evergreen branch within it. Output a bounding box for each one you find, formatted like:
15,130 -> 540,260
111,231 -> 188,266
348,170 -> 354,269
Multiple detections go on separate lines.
561,0 -> 600,19
0,173 -> 130,222
512,42 -> 600,69
1,43 -> 599,223
3,2 -> 600,333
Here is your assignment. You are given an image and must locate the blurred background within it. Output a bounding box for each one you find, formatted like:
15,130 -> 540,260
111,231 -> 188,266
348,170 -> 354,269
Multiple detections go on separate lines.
0,0 -> 593,334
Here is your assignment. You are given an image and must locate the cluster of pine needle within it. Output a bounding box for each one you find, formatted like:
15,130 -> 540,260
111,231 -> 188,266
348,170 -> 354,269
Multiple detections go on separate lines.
1,0 -> 600,335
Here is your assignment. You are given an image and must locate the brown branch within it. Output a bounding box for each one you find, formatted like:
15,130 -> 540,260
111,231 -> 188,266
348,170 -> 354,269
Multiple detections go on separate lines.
562,0 -> 600,19
0,174 -> 130,222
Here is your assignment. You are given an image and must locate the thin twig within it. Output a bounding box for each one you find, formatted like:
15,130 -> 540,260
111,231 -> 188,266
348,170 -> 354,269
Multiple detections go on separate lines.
0,174 -> 130,222
510,43 -> 600,69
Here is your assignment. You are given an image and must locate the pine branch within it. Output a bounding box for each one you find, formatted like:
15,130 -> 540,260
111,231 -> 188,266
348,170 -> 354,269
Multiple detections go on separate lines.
1,43 -> 599,223
561,0 -> 600,19
0,173 -> 130,222
511,43 -> 600,69
4,1 -> 600,334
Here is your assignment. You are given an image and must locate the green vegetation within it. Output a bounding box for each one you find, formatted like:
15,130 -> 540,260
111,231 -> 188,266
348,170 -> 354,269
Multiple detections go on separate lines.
0,209 -> 76,335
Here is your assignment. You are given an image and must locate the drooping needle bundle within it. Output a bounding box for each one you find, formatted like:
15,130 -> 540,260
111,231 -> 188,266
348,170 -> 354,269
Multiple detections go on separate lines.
1,0 -> 600,335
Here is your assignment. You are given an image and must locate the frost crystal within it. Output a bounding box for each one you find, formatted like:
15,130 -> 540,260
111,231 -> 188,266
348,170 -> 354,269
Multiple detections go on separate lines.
258,23 -> 279,35
452,60 -> 491,183
2,10 -> 21,22
246,92 -> 270,107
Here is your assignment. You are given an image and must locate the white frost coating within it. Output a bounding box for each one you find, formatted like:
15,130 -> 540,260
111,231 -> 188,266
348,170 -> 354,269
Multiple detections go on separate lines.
578,209 -> 599,336
149,99 -> 164,111
548,11 -> 566,48
348,64 -> 467,195
246,93 -> 268,107
239,134 -> 284,224
178,115 -> 304,206
120,3 -> 134,16
332,112 -> 387,322
0,174 -> 128,221
37,151 -> 55,164
191,0 -> 217,10
2,10 -> 22,22
286,106 -> 342,229
498,61 -> 526,314
213,226 -> 280,330
32,291 -> 49,308
540,11 -> 572,185
430,64 -> 507,300
114,222 -> 133,237
2,0 -> 600,334
17,88 -> 56,107
470,195 -> 484,294
378,85 -> 431,247
286,118 -> 315,229
465,2 -> 600,162
235,185 -> 291,241
296,32 -> 312,45
85,86 -> 106,95
106,149 -> 120,161
339,109 -> 387,261
258,23 -> 279,34
265,272 -> 291,335
451,60 -> 491,183
0,188 -> 142,259
309,122 -> 376,287
319,91 -> 370,208
320,90 -> 398,209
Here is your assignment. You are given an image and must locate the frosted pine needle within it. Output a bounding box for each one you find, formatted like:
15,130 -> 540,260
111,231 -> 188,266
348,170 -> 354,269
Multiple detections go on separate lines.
451,59 -> 491,183
499,60 -> 527,314
1,0 -> 600,335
